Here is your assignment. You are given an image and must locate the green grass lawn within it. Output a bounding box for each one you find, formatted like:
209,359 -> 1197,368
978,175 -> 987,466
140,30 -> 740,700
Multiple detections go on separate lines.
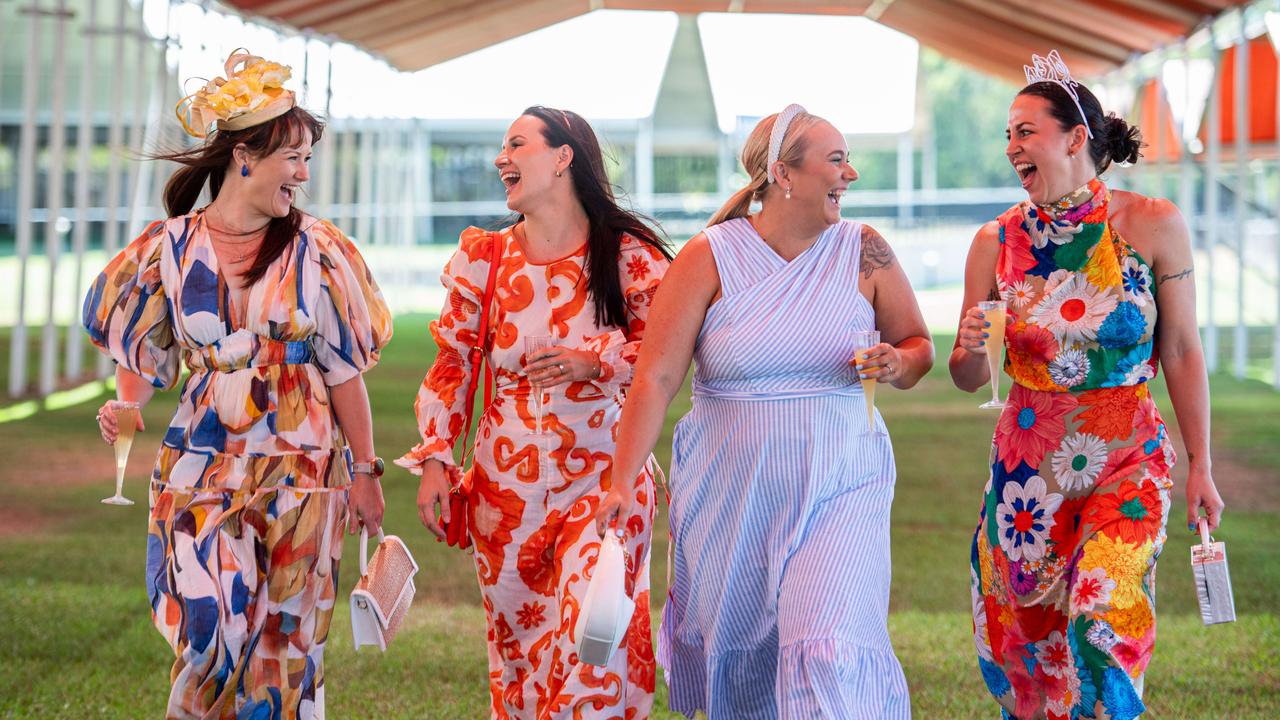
1,316 -> 1277,718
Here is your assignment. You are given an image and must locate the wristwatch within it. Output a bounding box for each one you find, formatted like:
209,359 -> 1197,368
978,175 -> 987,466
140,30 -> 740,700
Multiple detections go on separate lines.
352,457 -> 385,478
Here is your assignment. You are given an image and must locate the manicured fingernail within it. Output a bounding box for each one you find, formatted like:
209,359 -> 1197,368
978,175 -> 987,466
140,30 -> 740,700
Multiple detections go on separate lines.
1188,522 -> 1196,532
983,332 -> 990,338
984,321 -> 991,327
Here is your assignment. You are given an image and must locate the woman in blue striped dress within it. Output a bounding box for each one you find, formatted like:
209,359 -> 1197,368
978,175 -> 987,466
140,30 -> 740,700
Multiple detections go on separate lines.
597,105 -> 933,718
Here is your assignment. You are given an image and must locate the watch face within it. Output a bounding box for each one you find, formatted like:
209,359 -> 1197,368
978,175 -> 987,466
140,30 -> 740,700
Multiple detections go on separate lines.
373,457 -> 385,477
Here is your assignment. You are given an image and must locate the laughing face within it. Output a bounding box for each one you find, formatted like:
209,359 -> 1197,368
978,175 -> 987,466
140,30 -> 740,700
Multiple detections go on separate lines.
784,120 -> 858,226
239,127 -> 312,218
494,114 -> 570,214
1006,93 -> 1087,206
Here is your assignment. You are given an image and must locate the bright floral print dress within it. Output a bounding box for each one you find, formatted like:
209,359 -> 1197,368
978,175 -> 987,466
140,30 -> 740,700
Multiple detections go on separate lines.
972,179 -> 1176,720
83,211 -> 392,719
397,225 -> 669,719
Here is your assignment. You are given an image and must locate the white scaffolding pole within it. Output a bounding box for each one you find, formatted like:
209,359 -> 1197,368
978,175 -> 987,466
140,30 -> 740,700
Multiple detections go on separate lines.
1205,34 -> 1222,374
897,132 -> 915,225
1274,16 -> 1280,390
123,3 -> 151,235
1177,44 -> 1196,346
39,0 -> 72,396
337,123 -> 357,235
9,1 -> 44,397
635,118 -> 654,214
415,124 -> 432,243
96,0 -> 128,377
1232,15 -> 1249,380
66,0 -> 98,380
356,125 -> 375,243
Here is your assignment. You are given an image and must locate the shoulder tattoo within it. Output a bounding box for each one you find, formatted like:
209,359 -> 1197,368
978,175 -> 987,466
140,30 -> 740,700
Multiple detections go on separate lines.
860,227 -> 895,279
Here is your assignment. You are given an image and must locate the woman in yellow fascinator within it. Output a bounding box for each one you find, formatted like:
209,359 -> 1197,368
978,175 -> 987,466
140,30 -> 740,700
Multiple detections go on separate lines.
84,48 -> 392,718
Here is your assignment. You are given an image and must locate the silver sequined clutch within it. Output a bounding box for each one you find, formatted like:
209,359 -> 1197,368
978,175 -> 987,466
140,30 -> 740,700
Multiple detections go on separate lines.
1190,518 -> 1235,625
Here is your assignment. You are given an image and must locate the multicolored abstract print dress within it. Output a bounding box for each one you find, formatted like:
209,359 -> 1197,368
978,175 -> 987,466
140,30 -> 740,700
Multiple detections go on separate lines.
972,179 -> 1176,720
396,225 -> 669,719
83,211 -> 392,719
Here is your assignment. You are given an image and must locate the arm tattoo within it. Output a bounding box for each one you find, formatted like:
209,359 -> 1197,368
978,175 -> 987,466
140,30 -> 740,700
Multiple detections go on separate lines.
860,228 -> 895,279
1158,268 -> 1193,284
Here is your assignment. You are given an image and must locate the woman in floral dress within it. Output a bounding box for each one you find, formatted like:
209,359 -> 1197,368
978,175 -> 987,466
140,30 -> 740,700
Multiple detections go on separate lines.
951,54 -> 1225,720
88,52 -> 391,718
398,106 -> 671,718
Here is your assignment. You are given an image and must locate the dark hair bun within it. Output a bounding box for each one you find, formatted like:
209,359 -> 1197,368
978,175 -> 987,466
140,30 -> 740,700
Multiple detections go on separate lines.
1101,114 -> 1142,166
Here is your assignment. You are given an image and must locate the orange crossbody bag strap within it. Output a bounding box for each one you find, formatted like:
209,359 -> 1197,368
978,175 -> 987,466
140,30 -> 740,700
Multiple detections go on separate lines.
458,232 -> 502,465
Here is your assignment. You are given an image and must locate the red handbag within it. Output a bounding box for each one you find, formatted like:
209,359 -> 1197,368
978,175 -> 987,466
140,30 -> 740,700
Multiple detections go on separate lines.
438,232 -> 502,549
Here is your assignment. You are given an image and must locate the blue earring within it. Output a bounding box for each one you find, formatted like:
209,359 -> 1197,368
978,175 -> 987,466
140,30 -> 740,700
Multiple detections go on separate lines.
240,164 -> 249,177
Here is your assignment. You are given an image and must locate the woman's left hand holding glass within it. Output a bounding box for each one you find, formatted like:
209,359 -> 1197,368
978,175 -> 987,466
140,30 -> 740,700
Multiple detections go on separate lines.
524,347 -> 602,388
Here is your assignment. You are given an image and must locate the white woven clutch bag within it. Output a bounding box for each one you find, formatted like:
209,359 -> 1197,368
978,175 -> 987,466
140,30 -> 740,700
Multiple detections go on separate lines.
350,529 -> 419,651
574,532 -> 635,666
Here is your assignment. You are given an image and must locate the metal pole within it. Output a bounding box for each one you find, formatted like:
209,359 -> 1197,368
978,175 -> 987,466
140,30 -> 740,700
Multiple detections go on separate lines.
1204,33 -> 1222,374
67,0 -> 98,380
635,118 -> 654,214
10,1 -> 44,397
356,124 -> 375,243
123,1 -> 150,234
1274,14 -> 1280,389
1233,15 -> 1249,380
1152,60 -> 1166,199
416,124 -> 432,244
39,0 -> 72,396
1176,43 -> 1196,363
897,132 -> 914,225
338,123 -> 357,235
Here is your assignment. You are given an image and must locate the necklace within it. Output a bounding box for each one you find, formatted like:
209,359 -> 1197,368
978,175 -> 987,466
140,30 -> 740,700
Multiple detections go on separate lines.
203,210 -> 266,264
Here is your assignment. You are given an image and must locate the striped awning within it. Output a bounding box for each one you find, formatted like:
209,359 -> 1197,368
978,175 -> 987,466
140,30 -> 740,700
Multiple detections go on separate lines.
218,0 -> 1252,80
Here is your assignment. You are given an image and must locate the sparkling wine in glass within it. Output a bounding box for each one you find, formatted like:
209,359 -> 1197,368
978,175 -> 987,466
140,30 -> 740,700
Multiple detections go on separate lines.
102,401 -> 140,506
978,300 -> 1007,409
852,330 -> 887,437
523,335 -> 552,436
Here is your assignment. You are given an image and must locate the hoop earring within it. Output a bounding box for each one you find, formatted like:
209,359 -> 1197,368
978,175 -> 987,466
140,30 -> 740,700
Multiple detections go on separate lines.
241,164 -> 249,177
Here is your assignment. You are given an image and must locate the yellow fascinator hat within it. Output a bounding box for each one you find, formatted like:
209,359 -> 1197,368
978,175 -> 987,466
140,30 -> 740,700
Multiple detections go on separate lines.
176,49 -> 295,139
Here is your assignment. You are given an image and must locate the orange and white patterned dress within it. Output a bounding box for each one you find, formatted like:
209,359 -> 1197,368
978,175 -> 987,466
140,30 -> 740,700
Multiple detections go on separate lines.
397,225 -> 669,719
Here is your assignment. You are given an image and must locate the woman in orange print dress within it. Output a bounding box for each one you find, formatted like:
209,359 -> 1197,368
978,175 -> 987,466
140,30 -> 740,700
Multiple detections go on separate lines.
396,106 -> 672,719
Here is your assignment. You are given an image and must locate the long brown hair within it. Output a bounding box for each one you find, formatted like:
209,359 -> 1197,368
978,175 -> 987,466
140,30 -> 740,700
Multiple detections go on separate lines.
154,107 -> 324,286
708,109 -> 822,227
520,106 -> 672,329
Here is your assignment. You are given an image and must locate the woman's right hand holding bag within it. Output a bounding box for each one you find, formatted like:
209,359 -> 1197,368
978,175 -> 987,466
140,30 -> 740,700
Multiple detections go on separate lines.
416,459 -> 470,548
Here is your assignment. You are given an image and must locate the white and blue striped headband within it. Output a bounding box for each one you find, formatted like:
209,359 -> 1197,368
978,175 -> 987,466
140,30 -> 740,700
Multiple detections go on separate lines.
766,103 -> 807,184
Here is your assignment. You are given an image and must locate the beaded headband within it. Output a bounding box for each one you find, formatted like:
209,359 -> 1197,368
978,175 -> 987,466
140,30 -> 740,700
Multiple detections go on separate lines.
766,103 -> 807,184
1023,50 -> 1093,139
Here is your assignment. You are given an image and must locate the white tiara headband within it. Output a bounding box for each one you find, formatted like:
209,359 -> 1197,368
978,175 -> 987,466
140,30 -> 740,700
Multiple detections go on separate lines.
1023,50 -> 1093,139
766,103 -> 807,183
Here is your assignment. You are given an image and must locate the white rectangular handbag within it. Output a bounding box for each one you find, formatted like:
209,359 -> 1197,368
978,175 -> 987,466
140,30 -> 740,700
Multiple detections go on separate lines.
350,529 -> 419,651
1191,517 -> 1236,625
574,531 -> 635,666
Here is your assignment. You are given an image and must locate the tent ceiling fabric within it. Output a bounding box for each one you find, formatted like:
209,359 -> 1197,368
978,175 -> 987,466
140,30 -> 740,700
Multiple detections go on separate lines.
222,0 -> 1252,80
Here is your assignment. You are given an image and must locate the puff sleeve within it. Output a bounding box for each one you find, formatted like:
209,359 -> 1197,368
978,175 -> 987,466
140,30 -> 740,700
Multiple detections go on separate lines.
311,221 -> 394,387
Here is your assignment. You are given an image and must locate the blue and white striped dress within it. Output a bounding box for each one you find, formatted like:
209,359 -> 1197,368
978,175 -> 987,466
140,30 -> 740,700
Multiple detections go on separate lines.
657,217 -> 911,719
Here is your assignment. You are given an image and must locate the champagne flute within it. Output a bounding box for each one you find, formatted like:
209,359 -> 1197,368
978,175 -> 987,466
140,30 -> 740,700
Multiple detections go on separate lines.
852,330 -> 887,437
978,300 -> 1007,409
102,400 -> 141,506
523,335 -> 552,436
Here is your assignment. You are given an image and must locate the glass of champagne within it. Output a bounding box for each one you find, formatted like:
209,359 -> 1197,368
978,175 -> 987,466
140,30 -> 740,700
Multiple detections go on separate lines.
852,330 -> 887,437
523,335 -> 552,436
102,400 -> 140,506
978,300 -> 1007,409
